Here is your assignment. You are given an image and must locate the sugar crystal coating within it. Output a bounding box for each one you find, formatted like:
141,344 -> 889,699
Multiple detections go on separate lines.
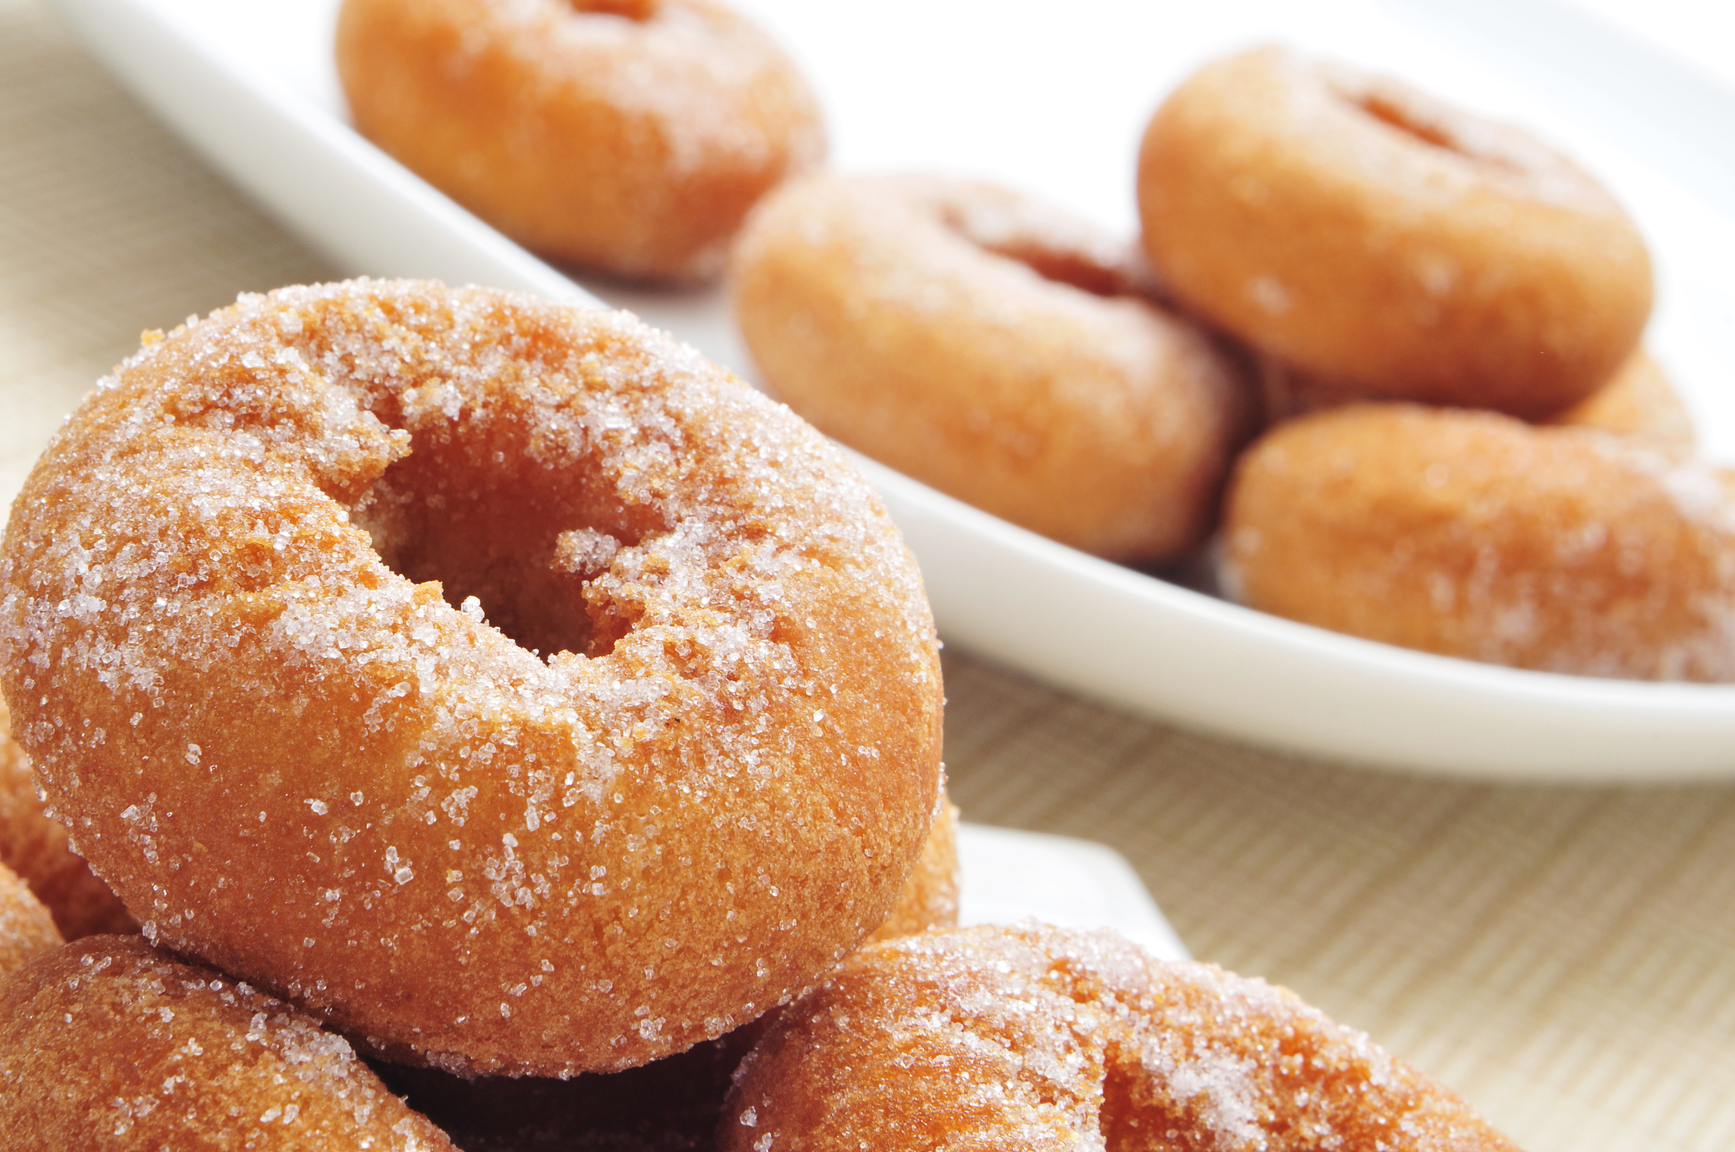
0,280 -> 943,1075
0,935 -> 453,1150
0,692 -> 137,939
1223,404 -> 1735,679
720,923 -> 1522,1150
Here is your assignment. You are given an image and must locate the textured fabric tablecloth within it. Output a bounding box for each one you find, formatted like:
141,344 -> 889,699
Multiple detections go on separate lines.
4,1 -> 1733,1147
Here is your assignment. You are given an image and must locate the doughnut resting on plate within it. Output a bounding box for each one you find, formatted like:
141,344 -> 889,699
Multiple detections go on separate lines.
0,279 -> 944,1076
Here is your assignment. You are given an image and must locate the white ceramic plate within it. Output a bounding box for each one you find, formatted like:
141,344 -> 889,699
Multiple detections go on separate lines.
46,0 -> 1735,778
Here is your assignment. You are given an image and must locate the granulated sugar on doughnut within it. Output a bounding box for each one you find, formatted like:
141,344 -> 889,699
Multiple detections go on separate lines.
732,172 -> 1253,564
719,923 -> 1521,1151
0,280 -> 943,1077
337,0 -> 825,282
0,935 -> 455,1150
1139,46 -> 1652,419
0,694 -> 136,940
368,788 -> 959,1151
1223,404 -> 1735,679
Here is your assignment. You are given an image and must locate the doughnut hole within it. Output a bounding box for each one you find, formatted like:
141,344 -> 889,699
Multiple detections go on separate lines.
936,200 -> 1164,302
1350,91 -> 1457,151
569,0 -> 656,20
349,421 -> 656,661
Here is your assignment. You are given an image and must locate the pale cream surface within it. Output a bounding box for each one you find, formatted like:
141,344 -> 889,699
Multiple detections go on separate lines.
4,1 -> 1735,1149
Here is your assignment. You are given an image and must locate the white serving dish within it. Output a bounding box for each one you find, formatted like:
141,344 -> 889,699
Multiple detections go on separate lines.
44,0 -> 1735,778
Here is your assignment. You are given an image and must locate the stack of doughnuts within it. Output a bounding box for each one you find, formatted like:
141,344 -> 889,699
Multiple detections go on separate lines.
0,277 -> 1526,1146
1130,46 -> 1735,678
721,36 -> 1724,679
0,279 -> 948,1138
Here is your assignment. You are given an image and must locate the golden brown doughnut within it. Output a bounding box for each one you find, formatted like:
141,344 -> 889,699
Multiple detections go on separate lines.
732,173 -> 1253,564
1223,404 -> 1735,679
336,0 -> 825,283
1257,346 -> 1697,463
1546,348 -> 1696,457
863,785 -> 958,945
0,935 -> 455,1150
0,280 -> 943,1076
369,794 -> 958,1150
0,861 -> 60,976
0,694 -> 136,939
1139,46 -> 1652,419
719,923 -> 1519,1150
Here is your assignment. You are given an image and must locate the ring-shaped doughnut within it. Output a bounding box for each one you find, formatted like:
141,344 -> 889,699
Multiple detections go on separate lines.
0,280 -> 943,1076
732,173 -> 1252,564
0,935 -> 456,1149
720,923 -> 1519,1150
1138,46 -> 1652,419
0,863 -> 59,976
337,0 -> 826,283
1222,404 -> 1735,679
0,695 -> 136,939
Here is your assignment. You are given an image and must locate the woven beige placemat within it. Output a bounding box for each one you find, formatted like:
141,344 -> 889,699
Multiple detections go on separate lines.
4,0 -> 1734,1147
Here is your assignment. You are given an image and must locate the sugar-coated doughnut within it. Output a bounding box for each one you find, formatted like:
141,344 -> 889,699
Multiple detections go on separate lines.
367,795 -> 956,1150
1257,346 -> 1696,463
368,785 -> 959,1149
0,861 -> 60,976
1546,348 -> 1695,457
719,923 -> 1519,1151
862,788 -> 958,946
337,0 -> 825,283
0,280 -> 943,1076
1223,404 -> 1735,679
0,935 -> 455,1150
1139,46 -> 1652,419
0,695 -> 136,939
732,173 -> 1253,564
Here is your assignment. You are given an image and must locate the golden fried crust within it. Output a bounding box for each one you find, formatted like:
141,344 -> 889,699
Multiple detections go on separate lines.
863,787 -> 959,946
0,280 -> 943,1075
0,695 -> 136,939
0,861 -> 60,976
719,924 -> 1520,1151
0,936 -> 454,1151
731,173 -> 1253,564
1139,46 -> 1651,419
1546,348 -> 1696,457
337,0 -> 825,283
1223,405 -> 1735,679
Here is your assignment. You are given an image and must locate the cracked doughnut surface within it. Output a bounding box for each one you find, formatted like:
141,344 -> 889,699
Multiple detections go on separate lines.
0,279 -> 942,1076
